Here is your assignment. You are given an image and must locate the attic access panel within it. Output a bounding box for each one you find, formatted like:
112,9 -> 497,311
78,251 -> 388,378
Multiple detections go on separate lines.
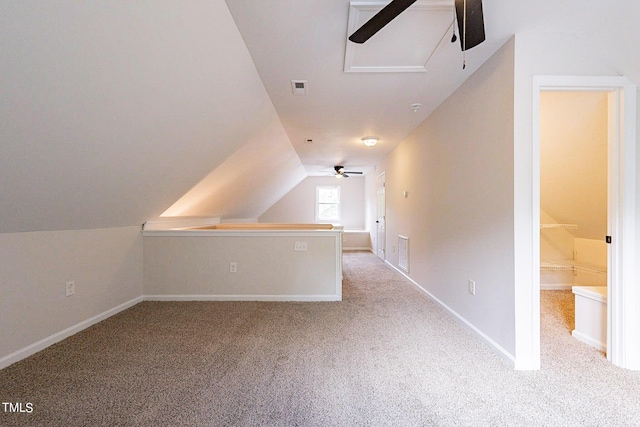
344,0 -> 453,73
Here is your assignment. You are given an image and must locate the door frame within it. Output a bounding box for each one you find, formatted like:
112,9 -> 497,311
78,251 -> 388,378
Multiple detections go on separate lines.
376,172 -> 386,260
531,75 -> 638,370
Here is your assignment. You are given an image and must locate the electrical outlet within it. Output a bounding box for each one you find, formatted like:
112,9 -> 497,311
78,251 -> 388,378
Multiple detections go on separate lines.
230,262 -> 237,273
468,279 -> 476,296
294,242 -> 307,251
65,281 -> 75,297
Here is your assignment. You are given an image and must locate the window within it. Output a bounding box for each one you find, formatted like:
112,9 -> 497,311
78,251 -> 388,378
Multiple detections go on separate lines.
316,185 -> 341,222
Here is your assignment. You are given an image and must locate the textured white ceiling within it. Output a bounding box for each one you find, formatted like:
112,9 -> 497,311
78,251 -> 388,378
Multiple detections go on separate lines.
2,0 -> 640,232
226,0 -> 640,176
225,0 -> 505,176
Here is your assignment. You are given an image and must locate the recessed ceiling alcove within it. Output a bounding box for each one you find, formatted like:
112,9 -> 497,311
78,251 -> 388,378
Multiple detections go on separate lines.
344,0 -> 454,73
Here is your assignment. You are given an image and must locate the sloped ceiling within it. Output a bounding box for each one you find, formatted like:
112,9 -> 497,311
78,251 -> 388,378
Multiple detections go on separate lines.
224,0 -> 640,179
224,0 -> 507,175
161,117 -> 306,219
540,92 -> 608,240
0,0 -> 304,233
3,1 -> 640,233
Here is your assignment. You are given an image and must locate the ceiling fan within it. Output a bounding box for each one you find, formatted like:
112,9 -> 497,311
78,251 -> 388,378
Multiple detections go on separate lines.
348,0 -> 485,52
333,166 -> 363,178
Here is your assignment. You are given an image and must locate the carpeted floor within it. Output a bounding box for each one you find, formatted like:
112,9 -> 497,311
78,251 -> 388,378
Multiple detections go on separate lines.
1,251 -> 639,426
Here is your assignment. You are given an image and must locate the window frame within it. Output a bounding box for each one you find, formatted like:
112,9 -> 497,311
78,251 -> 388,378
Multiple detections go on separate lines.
315,185 -> 341,223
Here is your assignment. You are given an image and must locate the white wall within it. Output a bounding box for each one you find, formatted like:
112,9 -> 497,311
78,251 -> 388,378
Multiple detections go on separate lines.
0,226 -> 143,367
259,176 -> 366,230
376,39 -> 516,361
512,32 -> 624,369
143,231 -> 342,300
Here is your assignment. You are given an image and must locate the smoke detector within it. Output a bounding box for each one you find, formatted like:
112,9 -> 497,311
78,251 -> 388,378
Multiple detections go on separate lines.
410,103 -> 422,112
291,80 -> 308,96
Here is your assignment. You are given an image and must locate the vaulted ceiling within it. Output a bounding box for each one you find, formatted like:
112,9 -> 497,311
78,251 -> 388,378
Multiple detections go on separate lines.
226,0 -> 640,175
1,1 -> 639,233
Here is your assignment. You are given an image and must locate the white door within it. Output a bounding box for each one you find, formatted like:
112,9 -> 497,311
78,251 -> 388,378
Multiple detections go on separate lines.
376,172 -> 386,260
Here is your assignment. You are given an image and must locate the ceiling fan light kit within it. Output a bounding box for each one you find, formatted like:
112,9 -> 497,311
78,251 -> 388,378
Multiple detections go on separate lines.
362,136 -> 379,147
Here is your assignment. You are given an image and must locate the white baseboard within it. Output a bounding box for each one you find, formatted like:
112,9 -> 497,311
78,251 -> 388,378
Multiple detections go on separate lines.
343,247 -> 372,251
144,294 -> 341,302
0,296 -> 143,370
0,292 -> 340,370
572,330 -> 606,352
384,260 -> 516,368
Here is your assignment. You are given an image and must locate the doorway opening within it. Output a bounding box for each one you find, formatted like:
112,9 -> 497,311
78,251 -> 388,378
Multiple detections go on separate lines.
531,76 -> 638,370
376,172 -> 386,261
539,91 -> 609,363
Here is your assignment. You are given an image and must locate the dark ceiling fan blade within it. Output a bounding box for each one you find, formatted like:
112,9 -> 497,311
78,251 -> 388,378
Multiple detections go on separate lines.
333,166 -> 363,178
348,0 -> 418,44
454,0 -> 485,51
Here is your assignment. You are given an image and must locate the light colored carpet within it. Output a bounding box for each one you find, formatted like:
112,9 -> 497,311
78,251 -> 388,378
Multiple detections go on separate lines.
1,251 -> 639,426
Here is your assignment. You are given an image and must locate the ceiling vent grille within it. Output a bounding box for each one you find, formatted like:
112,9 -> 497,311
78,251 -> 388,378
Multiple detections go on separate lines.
291,80 -> 308,96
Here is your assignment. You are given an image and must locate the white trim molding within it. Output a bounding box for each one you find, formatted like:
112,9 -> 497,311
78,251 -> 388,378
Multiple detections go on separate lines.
144,295 -> 341,302
142,229 -> 342,238
385,261 -> 516,368
531,75 -> 638,370
0,296 -> 143,370
143,217 -> 221,231
344,1 -> 452,73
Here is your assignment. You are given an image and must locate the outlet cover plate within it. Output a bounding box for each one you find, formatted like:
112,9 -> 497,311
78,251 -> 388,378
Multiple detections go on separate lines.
66,281 -> 75,297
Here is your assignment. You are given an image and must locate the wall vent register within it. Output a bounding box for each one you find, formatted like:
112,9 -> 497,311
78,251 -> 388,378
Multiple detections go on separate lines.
398,235 -> 409,273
